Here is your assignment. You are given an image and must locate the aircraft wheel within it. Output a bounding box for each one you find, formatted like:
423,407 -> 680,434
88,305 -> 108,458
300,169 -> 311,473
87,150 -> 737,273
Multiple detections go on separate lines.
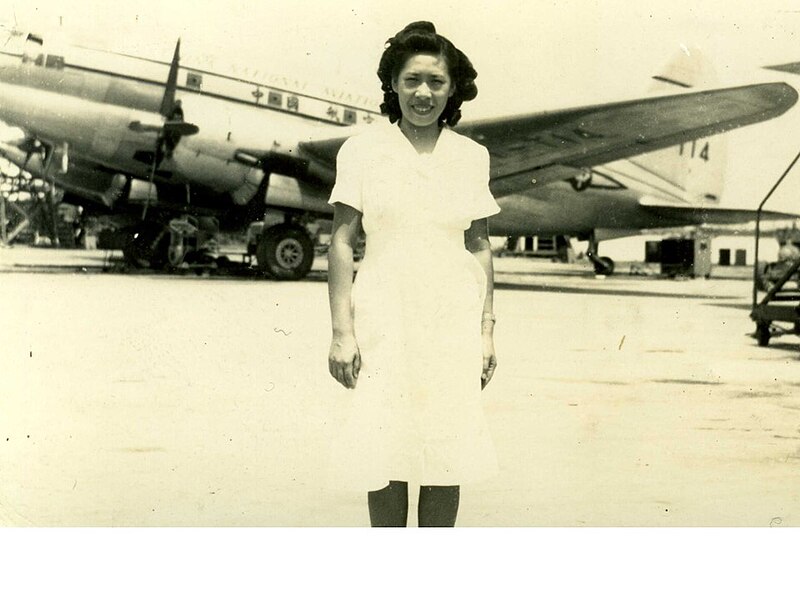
756,322 -> 771,347
593,256 -> 615,276
256,224 -> 314,280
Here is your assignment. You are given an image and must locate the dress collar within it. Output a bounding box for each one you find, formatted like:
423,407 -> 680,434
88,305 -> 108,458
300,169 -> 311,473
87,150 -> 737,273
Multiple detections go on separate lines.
388,122 -> 456,164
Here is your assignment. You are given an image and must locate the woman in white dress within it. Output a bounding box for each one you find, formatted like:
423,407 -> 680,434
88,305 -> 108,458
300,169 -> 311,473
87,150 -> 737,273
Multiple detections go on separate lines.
327,21 -> 500,527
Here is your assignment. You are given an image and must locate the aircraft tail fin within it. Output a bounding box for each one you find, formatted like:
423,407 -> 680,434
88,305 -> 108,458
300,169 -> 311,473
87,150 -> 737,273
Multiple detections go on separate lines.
628,46 -> 727,206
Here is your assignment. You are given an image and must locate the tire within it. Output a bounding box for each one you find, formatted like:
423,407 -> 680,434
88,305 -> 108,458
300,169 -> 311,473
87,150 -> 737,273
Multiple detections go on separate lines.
756,323 -> 771,347
593,256 -> 615,276
256,224 -> 314,280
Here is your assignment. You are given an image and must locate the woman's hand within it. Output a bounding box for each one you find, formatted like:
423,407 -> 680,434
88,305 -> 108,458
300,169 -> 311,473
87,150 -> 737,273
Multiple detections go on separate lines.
329,332 -> 361,389
481,331 -> 497,390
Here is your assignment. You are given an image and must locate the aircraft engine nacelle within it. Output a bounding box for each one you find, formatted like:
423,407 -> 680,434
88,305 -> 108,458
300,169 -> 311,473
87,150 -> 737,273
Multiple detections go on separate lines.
127,178 -> 158,204
264,174 -> 332,215
170,142 -> 265,203
230,167 -> 264,206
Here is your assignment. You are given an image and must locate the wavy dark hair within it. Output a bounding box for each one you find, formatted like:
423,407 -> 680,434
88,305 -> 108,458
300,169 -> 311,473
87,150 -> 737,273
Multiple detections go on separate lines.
377,21 -> 478,127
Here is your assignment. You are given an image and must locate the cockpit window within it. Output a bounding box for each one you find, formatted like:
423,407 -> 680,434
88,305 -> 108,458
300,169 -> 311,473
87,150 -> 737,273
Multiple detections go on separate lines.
22,32 -> 43,64
18,32 -> 64,70
45,55 -> 64,69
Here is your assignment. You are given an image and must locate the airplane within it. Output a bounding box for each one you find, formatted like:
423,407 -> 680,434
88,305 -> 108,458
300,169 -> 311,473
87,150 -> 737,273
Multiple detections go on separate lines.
0,26 -> 797,279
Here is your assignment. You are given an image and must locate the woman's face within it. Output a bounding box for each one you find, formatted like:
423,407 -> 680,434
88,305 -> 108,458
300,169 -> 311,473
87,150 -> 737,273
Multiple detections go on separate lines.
392,53 -> 454,130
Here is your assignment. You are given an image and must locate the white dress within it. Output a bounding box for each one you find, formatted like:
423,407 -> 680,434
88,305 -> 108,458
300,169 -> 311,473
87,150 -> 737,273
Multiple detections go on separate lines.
328,122 -> 501,491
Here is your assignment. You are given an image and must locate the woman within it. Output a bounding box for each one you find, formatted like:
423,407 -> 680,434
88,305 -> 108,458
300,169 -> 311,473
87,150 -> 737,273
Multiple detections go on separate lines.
327,21 -> 499,527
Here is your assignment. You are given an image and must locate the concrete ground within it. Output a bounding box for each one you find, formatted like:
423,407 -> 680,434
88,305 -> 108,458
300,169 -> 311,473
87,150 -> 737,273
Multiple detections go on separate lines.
1,246 -> 798,526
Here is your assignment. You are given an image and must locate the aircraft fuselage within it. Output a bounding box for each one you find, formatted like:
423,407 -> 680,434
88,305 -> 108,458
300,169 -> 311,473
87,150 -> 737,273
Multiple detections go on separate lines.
0,33 -> 378,212
492,176 -> 707,241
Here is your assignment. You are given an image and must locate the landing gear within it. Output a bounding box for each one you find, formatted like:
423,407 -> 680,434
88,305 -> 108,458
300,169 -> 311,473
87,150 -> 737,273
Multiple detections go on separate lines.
586,232 -> 615,275
592,256 -> 615,275
755,322 -> 772,347
255,223 -> 314,280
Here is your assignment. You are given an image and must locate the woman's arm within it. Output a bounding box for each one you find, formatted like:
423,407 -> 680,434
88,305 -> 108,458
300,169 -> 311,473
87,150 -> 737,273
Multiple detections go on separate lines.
327,203 -> 363,389
465,218 -> 497,389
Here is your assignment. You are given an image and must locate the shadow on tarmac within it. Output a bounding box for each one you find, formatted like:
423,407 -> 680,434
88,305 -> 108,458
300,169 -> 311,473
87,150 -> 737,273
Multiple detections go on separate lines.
754,341 -> 800,353
494,281 -> 739,301
1,259 -> 331,284
4,258 -> 745,300
0,250 -> 753,301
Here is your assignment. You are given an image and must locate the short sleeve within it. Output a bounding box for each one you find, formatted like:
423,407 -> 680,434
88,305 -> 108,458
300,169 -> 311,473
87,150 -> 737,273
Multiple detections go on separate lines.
469,146 -> 501,221
327,138 -> 363,213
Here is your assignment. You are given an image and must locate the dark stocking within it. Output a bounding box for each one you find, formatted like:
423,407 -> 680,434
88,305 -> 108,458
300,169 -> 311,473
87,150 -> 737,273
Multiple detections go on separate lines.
367,480 -> 409,527
418,485 -> 460,527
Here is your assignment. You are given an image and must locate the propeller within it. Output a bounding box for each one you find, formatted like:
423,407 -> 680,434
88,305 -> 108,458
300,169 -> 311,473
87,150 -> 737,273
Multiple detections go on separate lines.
128,39 -> 199,218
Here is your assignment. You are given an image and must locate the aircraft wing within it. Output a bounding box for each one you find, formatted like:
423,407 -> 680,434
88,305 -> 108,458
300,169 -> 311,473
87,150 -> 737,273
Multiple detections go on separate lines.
637,201 -> 798,226
298,82 -> 797,197
293,137 -> 349,187
460,82 -> 797,197
286,83 -> 798,197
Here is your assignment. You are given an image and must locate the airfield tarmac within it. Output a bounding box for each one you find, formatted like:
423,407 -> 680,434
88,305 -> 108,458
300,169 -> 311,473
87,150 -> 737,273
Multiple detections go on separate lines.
1,246 -> 799,526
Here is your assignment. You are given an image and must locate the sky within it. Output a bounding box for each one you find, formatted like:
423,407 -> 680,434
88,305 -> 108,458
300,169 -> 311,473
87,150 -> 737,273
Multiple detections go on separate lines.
5,0 -> 800,212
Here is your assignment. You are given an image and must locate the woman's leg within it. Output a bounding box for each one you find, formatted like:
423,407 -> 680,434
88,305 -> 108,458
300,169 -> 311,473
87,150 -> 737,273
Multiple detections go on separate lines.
418,485 -> 460,527
368,480 -> 409,527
